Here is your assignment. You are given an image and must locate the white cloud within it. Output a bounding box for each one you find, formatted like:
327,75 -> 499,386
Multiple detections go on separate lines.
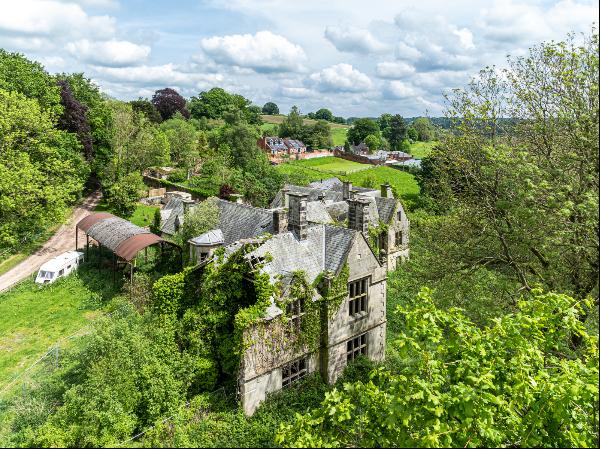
279,87 -> 316,98
0,0 -> 115,39
324,25 -> 388,54
67,39 -> 150,67
376,61 -> 416,79
92,63 -> 224,89
384,80 -> 418,99
308,63 -> 372,93
200,30 -> 306,72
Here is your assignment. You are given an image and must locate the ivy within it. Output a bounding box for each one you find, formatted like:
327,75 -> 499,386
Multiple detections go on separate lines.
367,221 -> 389,257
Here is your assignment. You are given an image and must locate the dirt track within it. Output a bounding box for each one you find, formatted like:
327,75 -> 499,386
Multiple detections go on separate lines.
0,191 -> 102,293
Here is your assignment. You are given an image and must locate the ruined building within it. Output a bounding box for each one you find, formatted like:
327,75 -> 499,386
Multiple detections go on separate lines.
160,178 -> 409,414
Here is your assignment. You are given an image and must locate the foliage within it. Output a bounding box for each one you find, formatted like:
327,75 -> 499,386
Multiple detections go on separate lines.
0,49 -> 62,119
189,87 -> 260,124
130,97 -> 162,123
278,105 -> 305,140
150,208 -> 162,234
105,172 -> 146,217
385,114 -> 408,150
262,101 -> 279,115
411,116 -> 436,141
0,88 -> 88,249
152,87 -> 190,121
160,113 -> 202,171
364,133 -> 382,153
277,289 -> 599,448
56,79 -> 93,160
176,197 -> 220,248
152,269 -> 190,316
314,108 -> 333,121
347,117 -> 379,145
419,31 -> 599,301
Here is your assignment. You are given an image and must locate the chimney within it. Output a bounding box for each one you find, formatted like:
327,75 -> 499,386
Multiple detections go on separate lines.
347,197 -> 370,233
287,192 -> 308,240
381,183 -> 393,198
282,188 -> 290,208
272,208 -> 288,234
342,181 -> 353,200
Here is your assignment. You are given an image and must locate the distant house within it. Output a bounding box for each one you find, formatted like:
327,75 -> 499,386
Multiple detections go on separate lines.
258,136 -> 307,157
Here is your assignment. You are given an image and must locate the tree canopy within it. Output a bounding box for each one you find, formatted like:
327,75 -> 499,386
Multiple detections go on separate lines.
262,101 -> 279,115
152,88 -> 190,121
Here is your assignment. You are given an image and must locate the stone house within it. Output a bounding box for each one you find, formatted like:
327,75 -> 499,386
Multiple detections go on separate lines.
177,179 -> 409,415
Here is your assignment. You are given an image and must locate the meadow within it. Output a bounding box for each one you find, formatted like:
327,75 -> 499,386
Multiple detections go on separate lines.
95,201 -> 159,228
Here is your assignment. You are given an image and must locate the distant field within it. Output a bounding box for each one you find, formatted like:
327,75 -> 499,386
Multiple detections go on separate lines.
291,156 -> 370,174
331,127 -> 348,146
276,157 -> 420,200
260,115 -> 349,148
409,141 -> 438,159
0,266 -> 120,386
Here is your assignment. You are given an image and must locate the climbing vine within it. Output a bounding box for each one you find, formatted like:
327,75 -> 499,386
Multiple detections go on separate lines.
367,221 -> 389,257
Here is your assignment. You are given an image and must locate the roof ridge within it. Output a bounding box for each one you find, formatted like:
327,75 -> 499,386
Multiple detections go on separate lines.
216,198 -> 271,215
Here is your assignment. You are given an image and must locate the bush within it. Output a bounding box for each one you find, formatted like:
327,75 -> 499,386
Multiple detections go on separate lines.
167,168 -> 187,183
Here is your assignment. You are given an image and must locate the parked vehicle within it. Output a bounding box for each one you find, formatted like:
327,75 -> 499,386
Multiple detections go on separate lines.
35,251 -> 84,284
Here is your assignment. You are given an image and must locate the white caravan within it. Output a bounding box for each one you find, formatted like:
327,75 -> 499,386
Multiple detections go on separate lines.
35,251 -> 85,284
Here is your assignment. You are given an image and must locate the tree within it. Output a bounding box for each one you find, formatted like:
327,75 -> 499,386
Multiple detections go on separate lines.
177,197 -> 220,246
0,49 -> 62,119
277,289 -> 599,448
57,80 -> 93,160
386,114 -> 407,150
303,120 -> 332,149
406,126 -> 418,142
262,102 -> 279,115
347,118 -> 379,144
418,32 -> 599,301
57,73 -> 112,170
314,108 -> 333,121
364,133 -> 382,153
152,88 -> 189,121
106,172 -> 145,217
160,113 -> 200,171
412,117 -> 435,141
130,98 -> 162,123
278,106 -> 305,140
0,88 -> 88,249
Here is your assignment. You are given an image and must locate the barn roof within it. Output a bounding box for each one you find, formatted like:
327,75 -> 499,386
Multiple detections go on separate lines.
77,212 -> 167,262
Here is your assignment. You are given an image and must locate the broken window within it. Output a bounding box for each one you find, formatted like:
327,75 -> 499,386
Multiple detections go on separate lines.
348,277 -> 369,318
282,357 -> 308,387
347,333 -> 368,362
286,297 -> 306,335
395,230 -> 404,246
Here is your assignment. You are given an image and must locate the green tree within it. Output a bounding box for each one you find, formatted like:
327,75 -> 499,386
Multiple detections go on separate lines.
0,88 -> 88,249
278,105 -> 305,140
262,101 -> 279,114
177,197 -> 220,247
314,108 -> 333,121
347,118 -> 379,145
160,113 -> 200,172
277,289 -> 599,448
412,117 -> 435,141
386,114 -> 407,150
364,133 -> 382,153
0,49 -> 62,118
130,97 -> 162,123
419,32 -> 599,301
106,172 -> 145,217
407,126 -> 418,141
304,120 -> 332,149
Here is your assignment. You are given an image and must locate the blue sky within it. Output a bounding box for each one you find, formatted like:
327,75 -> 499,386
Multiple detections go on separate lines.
0,0 -> 597,116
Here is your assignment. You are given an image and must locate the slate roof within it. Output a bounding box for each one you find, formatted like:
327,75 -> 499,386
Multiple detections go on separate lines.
374,197 -> 397,223
306,201 -> 334,224
324,226 -> 355,273
308,177 -> 342,190
216,199 -> 274,245
189,229 -> 224,246
160,197 -> 184,235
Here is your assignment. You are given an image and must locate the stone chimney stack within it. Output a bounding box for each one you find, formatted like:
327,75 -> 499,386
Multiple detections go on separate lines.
380,183 -> 393,198
272,208 -> 288,235
287,192 -> 308,240
282,188 -> 290,208
342,181 -> 353,200
347,197 -> 370,233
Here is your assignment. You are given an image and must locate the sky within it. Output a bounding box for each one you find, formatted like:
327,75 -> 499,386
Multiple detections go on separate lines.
0,0 -> 597,117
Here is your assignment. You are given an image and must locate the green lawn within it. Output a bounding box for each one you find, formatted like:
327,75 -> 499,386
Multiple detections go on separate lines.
408,141 -> 438,159
0,266 -> 120,387
276,157 -> 420,201
331,127 -> 348,146
95,201 -> 159,228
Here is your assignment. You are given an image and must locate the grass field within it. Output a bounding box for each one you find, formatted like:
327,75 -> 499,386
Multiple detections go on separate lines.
261,115 -> 349,147
276,157 -> 420,200
409,141 -> 438,159
95,201 -> 158,228
289,156 -> 370,174
0,266 -> 121,387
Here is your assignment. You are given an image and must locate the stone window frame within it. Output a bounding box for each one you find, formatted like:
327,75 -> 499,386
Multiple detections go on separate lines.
281,357 -> 308,388
286,296 -> 306,335
348,276 -> 369,319
395,229 -> 404,247
347,332 -> 368,362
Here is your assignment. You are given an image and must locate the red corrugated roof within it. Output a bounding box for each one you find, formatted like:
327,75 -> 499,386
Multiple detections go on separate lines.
76,212 -> 116,232
114,233 -> 164,261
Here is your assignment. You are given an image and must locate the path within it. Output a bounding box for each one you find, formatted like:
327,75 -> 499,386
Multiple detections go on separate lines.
0,191 -> 102,293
